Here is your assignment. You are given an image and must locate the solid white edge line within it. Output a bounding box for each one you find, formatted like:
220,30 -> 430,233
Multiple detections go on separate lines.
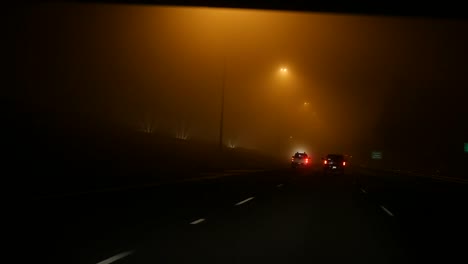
97,250 -> 134,264
235,197 -> 255,206
360,188 -> 367,194
190,218 -> 206,225
380,205 -> 394,217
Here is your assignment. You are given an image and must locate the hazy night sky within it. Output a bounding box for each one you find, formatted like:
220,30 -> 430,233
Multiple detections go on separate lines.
12,2 -> 468,159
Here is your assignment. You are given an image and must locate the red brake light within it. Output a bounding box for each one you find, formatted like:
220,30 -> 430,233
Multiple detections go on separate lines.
324,160 -> 327,164
343,161 -> 346,166
305,158 -> 309,163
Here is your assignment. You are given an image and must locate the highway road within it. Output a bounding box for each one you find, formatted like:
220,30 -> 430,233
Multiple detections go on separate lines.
27,165 -> 467,264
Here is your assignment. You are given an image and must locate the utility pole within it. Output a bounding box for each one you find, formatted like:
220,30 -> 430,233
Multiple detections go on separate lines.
219,57 -> 226,151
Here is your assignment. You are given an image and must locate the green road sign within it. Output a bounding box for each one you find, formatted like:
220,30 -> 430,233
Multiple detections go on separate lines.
371,151 -> 382,160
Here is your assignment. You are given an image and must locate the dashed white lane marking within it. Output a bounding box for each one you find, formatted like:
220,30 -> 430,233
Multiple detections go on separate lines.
190,218 -> 206,225
235,197 -> 255,206
380,205 -> 394,217
97,250 -> 134,264
360,188 -> 367,194
277,184 -> 284,188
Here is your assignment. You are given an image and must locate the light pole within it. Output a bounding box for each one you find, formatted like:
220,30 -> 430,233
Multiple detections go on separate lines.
276,67 -> 288,152
219,58 -> 226,151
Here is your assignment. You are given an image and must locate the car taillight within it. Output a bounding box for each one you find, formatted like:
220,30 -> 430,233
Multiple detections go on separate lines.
305,158 -> 309,163
324,160 -> 327,164
343,161 -> 346,166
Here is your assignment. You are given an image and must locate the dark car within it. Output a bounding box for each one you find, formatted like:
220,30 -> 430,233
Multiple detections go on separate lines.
291,152 -> 311,168
322,154 -> 346,175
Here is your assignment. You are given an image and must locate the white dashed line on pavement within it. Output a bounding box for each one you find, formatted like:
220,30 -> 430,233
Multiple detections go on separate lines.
380,205 -> 394,217
235,197 -> 255,206
190,218 -> 206,225
97,250 -> 134,264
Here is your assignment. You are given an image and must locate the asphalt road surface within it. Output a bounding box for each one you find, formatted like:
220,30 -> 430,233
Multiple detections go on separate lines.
27,166 -> 467,264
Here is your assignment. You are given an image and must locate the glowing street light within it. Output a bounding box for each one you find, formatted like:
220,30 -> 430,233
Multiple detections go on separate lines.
280,67 -> 288,73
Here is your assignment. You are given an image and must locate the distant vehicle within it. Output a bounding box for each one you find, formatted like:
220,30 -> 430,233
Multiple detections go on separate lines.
322,154 -> 346,175
291,152 -> 311,168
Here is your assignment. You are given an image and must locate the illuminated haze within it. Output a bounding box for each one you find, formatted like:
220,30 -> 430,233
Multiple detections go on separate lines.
13,3 -> 468,162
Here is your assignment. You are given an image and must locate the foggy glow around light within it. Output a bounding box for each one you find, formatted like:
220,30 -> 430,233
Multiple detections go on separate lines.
20,4 -> 464,163
228,139 -> 237,148
175,120 -> 190,140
